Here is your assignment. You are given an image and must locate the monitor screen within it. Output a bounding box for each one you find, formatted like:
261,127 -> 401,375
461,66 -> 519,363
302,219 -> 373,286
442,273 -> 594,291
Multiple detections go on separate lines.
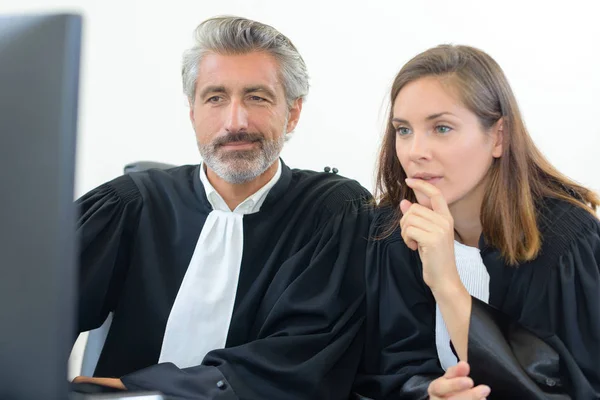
0,13 -> 82,400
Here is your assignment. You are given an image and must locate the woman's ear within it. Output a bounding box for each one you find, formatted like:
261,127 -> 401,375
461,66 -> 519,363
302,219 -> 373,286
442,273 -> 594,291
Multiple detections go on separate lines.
491,118 -> 504,158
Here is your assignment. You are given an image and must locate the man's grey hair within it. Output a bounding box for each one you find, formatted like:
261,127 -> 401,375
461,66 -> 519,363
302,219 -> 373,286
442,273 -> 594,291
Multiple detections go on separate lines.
182,16 -> 309,107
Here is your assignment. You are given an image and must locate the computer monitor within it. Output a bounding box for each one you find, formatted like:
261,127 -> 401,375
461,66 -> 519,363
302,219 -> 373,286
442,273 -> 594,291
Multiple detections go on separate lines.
0,13 -> 82,400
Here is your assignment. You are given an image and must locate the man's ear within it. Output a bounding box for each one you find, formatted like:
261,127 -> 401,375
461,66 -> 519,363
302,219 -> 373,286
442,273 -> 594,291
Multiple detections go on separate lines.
188,98 -> 195,124
286,98 -> 303,133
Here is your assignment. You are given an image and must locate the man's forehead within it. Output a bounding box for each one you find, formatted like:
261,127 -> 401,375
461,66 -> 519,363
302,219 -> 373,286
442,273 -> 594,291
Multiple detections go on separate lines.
196,52 -> 283,92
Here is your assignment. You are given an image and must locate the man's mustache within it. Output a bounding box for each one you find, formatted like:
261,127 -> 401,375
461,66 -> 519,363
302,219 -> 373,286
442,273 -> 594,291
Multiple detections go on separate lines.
214,132 -> 264,147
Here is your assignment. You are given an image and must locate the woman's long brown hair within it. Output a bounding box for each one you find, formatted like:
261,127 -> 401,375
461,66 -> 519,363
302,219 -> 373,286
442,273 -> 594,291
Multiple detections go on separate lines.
376,45 -> 599,265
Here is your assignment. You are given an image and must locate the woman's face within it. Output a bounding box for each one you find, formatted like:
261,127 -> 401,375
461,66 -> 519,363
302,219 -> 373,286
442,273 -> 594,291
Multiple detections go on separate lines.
392,76 -> 503,211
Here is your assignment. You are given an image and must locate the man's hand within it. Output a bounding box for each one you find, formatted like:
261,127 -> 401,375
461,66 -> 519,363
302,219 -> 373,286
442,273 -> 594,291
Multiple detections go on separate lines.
72,376 -> 126,390
428,361 -> 490,399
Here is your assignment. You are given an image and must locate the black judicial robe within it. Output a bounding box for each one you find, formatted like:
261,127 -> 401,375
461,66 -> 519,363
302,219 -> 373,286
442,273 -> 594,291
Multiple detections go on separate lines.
75,161 -> 372,400
354,198 -> 600,399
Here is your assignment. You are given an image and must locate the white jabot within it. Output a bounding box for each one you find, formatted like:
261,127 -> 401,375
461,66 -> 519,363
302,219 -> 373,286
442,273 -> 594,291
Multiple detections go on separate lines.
435,240 -> 490,371
158,161 -> 282,368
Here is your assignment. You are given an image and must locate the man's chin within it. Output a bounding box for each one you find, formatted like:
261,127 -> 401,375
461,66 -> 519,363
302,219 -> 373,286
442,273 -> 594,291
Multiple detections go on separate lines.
217,168 -> 263,185
208,158 -> 264,179
217,148 -> 261,162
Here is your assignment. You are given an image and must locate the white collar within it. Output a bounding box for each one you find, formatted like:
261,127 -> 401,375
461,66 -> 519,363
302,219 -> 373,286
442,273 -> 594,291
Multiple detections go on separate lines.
199,160 -> 282,214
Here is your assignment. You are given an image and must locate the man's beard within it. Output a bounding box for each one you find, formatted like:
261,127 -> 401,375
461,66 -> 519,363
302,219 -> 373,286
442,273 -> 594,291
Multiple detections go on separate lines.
198,129 -> 286,184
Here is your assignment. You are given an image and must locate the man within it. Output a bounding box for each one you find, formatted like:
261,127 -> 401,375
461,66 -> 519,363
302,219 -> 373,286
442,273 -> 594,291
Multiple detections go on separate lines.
72,16 -> 371,400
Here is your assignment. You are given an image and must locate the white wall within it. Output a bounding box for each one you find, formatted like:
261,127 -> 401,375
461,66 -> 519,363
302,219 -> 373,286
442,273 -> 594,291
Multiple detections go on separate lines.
2,0 -> 599,378
2,0 -> 599,197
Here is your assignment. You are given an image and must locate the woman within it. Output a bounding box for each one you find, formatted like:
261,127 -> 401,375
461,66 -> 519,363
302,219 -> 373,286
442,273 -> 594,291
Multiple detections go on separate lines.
354,45 -> 600,399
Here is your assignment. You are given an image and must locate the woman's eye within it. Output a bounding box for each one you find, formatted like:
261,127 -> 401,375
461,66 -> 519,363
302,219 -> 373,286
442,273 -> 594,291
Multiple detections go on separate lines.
435,125 -> 452,134
396,127 -> 411,136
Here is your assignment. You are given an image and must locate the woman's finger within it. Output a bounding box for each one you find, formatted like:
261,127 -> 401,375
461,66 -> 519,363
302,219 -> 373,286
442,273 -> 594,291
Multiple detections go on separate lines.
447,385 -> 491,400
403,202 -> 452,228
400,214 -> 430,251
405,178 -> 452,217
400,213 -> 435,234
401,225 -> 429,249
444,361 -> 470,379
428,376 -> 474,397
400,199 -> 412,215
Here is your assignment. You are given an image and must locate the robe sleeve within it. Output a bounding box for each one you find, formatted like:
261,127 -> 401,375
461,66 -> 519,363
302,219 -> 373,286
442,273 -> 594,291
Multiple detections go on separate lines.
353,209 -> 442,400
467,221 -> 600,399
355,206 -> 600,400
120,183 -> 372,400
76,175 -> 143,334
